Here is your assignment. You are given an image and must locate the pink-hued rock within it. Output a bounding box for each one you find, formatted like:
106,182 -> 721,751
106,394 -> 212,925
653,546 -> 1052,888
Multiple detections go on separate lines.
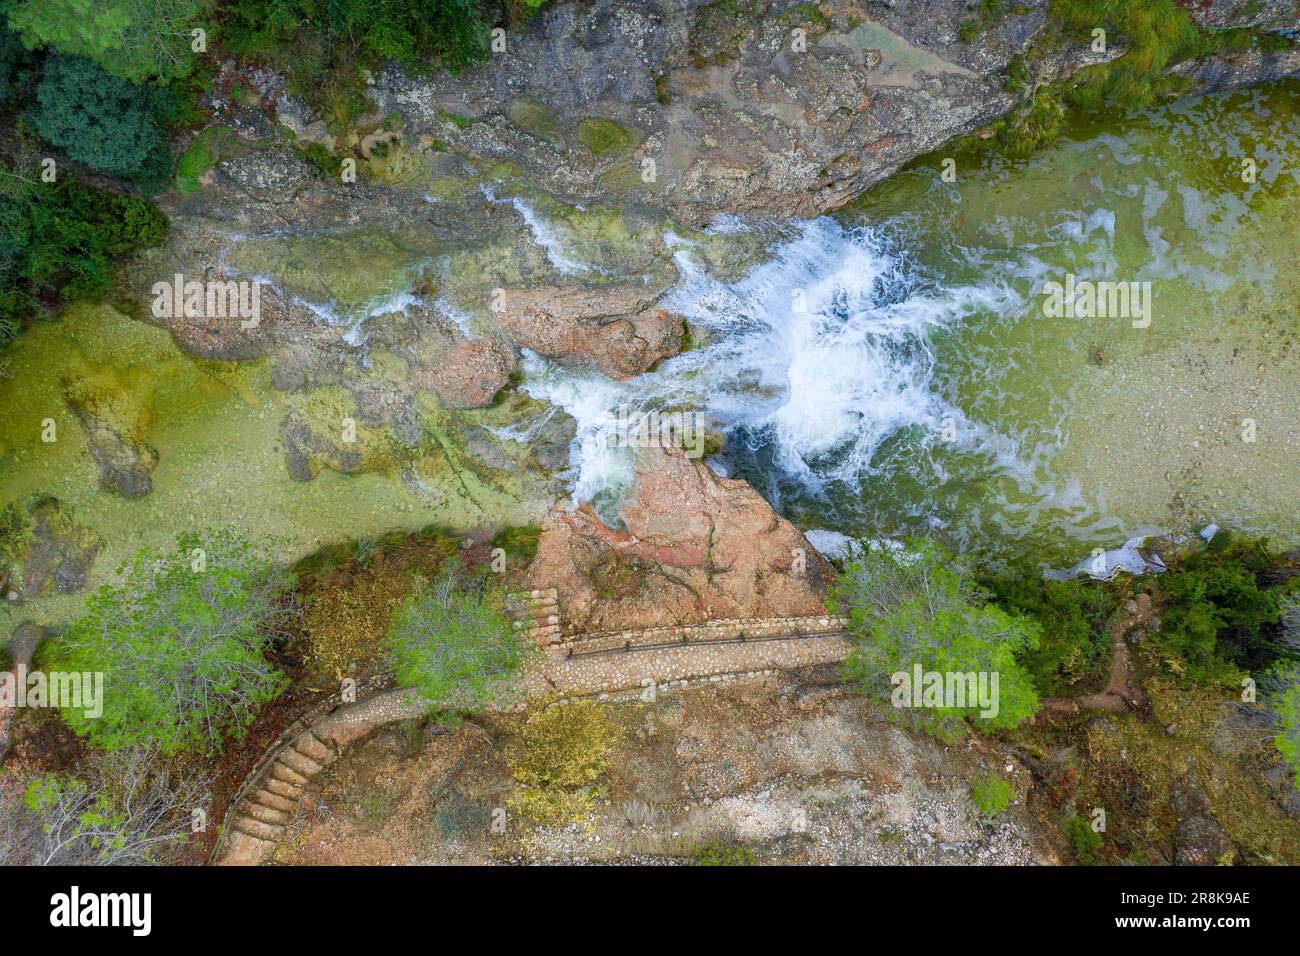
493,284 -> 684,379
411,337 -> 515,409
526,446 -> 830,633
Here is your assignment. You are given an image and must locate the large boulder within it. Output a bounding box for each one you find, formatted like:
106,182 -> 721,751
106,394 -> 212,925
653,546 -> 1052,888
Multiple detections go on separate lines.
526,445 -> 831,634
494,284 -> 684,379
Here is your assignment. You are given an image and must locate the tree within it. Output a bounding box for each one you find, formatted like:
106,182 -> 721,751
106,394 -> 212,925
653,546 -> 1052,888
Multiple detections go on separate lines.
0,746 -> 206,865
28,54 -> 171,181
54,529 -> 293,753
5,0 -> 209,82
387,562 -> 534,719
832,541 -> 1041,741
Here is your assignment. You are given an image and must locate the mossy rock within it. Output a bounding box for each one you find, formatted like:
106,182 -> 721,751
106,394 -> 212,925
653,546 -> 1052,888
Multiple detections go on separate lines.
576,118 -> 633,154
506,97 -> 563,144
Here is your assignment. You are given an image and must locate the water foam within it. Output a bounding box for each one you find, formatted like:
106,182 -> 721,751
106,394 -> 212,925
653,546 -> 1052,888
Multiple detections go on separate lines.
522,217 -> 1020,507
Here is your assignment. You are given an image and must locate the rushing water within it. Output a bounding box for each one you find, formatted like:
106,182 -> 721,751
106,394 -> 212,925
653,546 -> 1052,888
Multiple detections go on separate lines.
2,83 -> 1296,635
524,82 -> 1300,564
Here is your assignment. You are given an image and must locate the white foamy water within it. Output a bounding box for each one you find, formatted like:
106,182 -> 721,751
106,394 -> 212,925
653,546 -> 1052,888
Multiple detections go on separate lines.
522,217 -> 1024,508
480,184 -> 592,275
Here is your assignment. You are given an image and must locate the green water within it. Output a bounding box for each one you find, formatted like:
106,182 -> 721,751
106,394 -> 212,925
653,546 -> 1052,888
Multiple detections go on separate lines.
786,81 -> 1299,561
2,82 -> 1296,636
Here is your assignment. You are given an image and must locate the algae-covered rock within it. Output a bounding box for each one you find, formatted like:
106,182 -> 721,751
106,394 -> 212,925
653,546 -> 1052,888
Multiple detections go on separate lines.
281,387 -> 415,481
63,364 -> 158,498
8,498 -> 101,600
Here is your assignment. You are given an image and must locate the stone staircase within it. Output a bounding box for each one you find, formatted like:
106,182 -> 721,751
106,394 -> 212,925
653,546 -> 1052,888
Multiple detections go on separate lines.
512,587 -> 561,643
219,729 -> 339,865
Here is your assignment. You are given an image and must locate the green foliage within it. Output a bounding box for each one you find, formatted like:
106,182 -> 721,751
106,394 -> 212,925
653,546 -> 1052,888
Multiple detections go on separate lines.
1049,0 -> 1283,114
693,841 -> 756,865
4,0 -> 210,82
53,530 -> 292,753
1,172 -> 167,317
507,700 -> 614,824
387,561 -> 533,718
1275,671 -> 1300,789
980,562 -> 1117,694
218,0 -> 489,136
1155,532 -> 1282,683
0,500 -> 30,571
297,140 -> 340,177
970,772 -> 1014,819
1064,813 -> 1102,864
832,541 -> 1041,742
958,0 -> 1007,43
0,15 -> 37,109
29,54 -> 172,182
996,84 -> 1065,158
490,525 -> 540,561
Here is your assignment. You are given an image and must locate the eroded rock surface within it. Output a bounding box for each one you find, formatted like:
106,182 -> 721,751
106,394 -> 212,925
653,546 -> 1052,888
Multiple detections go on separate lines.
494,284 -> 684,379
527,446 -> 831,632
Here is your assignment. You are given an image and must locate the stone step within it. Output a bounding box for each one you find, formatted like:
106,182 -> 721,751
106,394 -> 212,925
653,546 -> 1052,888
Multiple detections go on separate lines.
279,748 -> 324,777
232,815 -> 284,842
293,732 -> 333,764
243,800 -> 290,827
270,760 -> 309,787
263,776 -> 303,800
217,829 -> 276,866
251,789 -> 297,814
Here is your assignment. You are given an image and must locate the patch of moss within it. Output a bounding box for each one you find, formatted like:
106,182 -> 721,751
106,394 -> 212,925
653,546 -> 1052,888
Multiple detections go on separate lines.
576,118 -> 633,155
438,110 -> 476,130
505,97 -> 562,143
693,841 -> 756,865
174,125 -> 236,194
490,525 -> 541,561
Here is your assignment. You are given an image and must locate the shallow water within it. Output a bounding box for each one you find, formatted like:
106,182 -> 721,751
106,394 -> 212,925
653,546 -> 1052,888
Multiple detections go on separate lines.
527,82 -> 1300,564
2,83 -> 1296,635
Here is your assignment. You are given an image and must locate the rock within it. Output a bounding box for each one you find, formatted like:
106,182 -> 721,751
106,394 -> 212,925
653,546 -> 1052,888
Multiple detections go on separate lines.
526,445 -> 831,632
493,284 -> 684,379
412,338 -> 515,409
1173,816 -> 1232,866
74,415 -> 157,498
11,499 -> 101,601
64,368 -> 159,498
218,148 -> 313,202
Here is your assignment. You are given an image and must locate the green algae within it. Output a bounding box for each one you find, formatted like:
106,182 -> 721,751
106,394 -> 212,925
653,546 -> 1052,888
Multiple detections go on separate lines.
0,305 -> 532,636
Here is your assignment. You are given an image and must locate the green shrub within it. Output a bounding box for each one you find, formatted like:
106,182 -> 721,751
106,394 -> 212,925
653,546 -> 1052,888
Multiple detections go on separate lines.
218,0 -> 490,136
971,772 -> 1014,819
53,530 -> 292,753
2,175 -> 167,303
0,17 -> 37,110
980,563 -> 1117,694
387,561 -> 533,718
1155,532 -> 1282,683
28,54 -> 172,182
833,541 -> 1041,742
5,0 -> 210,82
1064,813 -> 1102,865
